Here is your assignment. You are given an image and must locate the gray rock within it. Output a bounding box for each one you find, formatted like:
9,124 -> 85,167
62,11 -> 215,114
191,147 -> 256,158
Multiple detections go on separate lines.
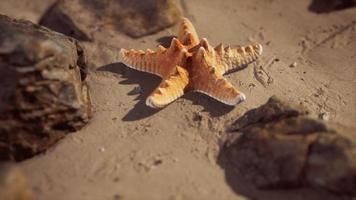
229,96 -> 308,132
221,96 -> 356,195
309,0 -> 356,13
306,134 -> 356,194
0,15 -> 91,161
40,0 -> 183,39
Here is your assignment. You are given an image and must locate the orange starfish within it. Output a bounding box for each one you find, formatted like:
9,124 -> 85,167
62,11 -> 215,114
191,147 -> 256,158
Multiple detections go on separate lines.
120,18 -> 263,108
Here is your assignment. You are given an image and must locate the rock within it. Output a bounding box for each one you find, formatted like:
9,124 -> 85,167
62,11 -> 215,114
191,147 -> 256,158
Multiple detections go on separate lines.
306,134 -> 356,194
319,112 -> 330,121
309,0 -> 356,13
289,62 -> 297,68
229,96 -> 308,132
40,0 -> 183,39
0,163 -> 34,200
224,117 -> 330,189
0,15 -> 91,161
220,96 -> 356,195
0,0 -> 56,23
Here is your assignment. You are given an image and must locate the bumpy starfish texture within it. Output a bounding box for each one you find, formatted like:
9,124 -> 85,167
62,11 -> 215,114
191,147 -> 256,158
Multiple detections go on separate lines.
120,18 -> 263,108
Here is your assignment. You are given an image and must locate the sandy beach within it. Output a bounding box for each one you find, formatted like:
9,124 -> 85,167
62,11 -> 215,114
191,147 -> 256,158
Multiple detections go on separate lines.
0,0 -> 355,199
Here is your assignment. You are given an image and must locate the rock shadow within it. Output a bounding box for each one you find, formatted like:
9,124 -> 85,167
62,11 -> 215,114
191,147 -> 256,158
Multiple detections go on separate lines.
309,0 -> 356,13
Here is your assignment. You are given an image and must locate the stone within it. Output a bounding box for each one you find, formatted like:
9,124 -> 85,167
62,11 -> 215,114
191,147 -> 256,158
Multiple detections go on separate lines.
289,62 -> 297,68
0,15 -> 91,161
306,134 -> 356,195
309,0 -> 356,13
228,96 -> 308,132
220,96 -> 356,195
0,0 -> 56,23
0,163 -> 34,200
40,0 -> 183,40
318,112 -> 330,121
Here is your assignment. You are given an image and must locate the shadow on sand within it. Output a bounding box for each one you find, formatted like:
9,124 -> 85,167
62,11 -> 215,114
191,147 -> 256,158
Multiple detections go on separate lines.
97,63 -> 235,121
97,63 -> 161,121
156,35 -> 176,47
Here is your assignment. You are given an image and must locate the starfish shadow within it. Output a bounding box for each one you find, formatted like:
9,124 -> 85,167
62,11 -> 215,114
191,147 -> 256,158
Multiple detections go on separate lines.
97,63 -> 235,120
183,93 -> 235,117
97,63 -> 162,121
156,35 -> 176,47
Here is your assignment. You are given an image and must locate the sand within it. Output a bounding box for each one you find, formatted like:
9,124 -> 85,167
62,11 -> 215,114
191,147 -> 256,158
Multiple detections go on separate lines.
0,0 -> 355,199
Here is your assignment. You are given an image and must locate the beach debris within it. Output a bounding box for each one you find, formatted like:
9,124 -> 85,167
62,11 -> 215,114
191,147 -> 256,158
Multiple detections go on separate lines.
253,57 -> 274,87
253,65 -> 273,87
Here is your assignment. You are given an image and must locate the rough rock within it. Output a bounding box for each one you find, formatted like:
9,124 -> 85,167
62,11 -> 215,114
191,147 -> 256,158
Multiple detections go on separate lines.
0,0 -> 56,23
220,96 -> 356,195
309,0 -> 356,13
0,163 -> 34,200
306,134 -> 356,194
40,0 -> 183,39
229,96 -> 308,132
0,15 -> 91,161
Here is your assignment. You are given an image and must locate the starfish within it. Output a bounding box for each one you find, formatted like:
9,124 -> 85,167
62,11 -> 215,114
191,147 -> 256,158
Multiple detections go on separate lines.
120,18 -> 263,108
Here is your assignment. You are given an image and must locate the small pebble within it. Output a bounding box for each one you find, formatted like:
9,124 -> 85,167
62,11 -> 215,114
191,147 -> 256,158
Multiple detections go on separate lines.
290,62 -> 297,68
153,159 -> 163,166
248,83 -> 256,88
192,113 -> 203,122
99,147 -> 105,152
113,194 -> 122,200
319,112 -> 329,121
132,86 -> 142,94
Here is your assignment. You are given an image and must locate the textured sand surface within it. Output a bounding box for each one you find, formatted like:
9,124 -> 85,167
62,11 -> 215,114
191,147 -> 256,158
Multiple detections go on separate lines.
1,0 -> 355,199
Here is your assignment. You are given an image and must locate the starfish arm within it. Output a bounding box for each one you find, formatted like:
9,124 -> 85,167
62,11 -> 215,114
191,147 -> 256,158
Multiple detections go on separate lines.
120,38 -> 189,77
190,47 -> 246,105
146,66 -> 189,108
192,72 -> 246,105
215,43 -> 263,74
178,18 -> 199,47
120,47 -> 169,77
